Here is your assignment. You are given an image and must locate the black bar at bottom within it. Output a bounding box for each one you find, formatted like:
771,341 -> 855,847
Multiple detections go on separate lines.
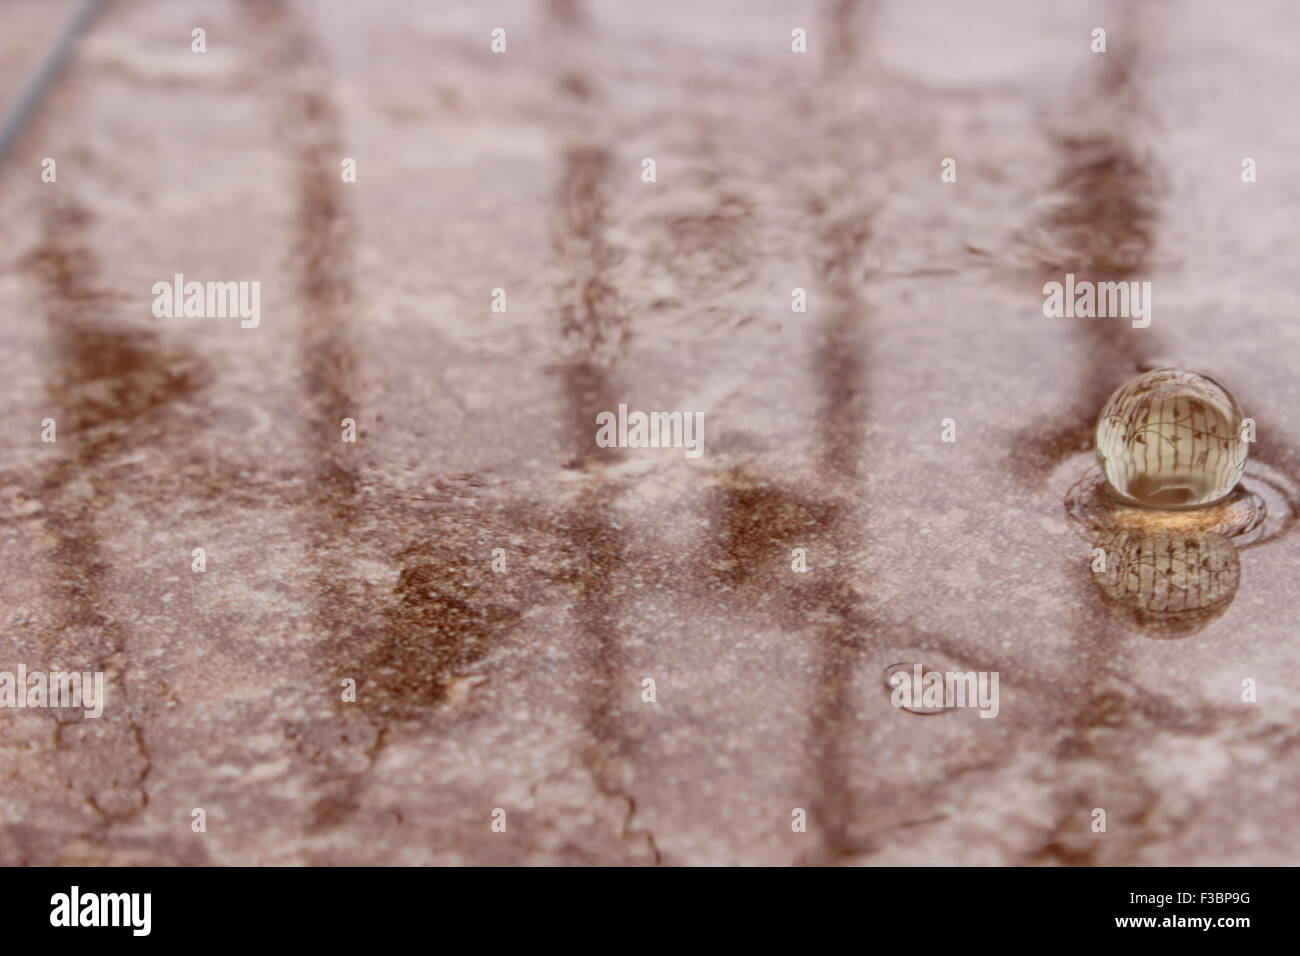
0,865 -> 1276,942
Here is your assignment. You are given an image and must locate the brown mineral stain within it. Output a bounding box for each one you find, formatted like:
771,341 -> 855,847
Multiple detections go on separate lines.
19,195 -> 203,829
1010,14 -> 1164,482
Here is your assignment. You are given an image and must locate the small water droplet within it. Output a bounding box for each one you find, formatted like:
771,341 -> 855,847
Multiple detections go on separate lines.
882,662 -> 951,715
1096,369 -> 1248,509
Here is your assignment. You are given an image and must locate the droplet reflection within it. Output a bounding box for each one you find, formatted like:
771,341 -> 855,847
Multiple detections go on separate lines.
1063,463 -> 1296,638
1094,528 -> 1240,637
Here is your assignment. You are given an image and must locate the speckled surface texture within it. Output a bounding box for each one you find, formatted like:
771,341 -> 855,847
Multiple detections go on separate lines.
1,0 -> 1299,865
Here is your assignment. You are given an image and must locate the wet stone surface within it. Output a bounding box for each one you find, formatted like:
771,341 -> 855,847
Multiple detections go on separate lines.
1,0 -> 1300,865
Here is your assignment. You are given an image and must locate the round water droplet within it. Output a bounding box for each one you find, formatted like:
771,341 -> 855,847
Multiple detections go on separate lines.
1095,369 -> 1248,509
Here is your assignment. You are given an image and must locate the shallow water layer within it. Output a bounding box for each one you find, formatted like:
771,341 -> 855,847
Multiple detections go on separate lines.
1,0 -> 1300,866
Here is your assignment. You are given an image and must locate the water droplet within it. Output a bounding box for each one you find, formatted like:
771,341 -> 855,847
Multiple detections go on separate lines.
882,662 -> 951,715
1096,369 -> 1248,509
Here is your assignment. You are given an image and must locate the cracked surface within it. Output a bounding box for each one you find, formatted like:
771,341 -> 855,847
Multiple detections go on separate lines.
2,0 -> 1300,865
